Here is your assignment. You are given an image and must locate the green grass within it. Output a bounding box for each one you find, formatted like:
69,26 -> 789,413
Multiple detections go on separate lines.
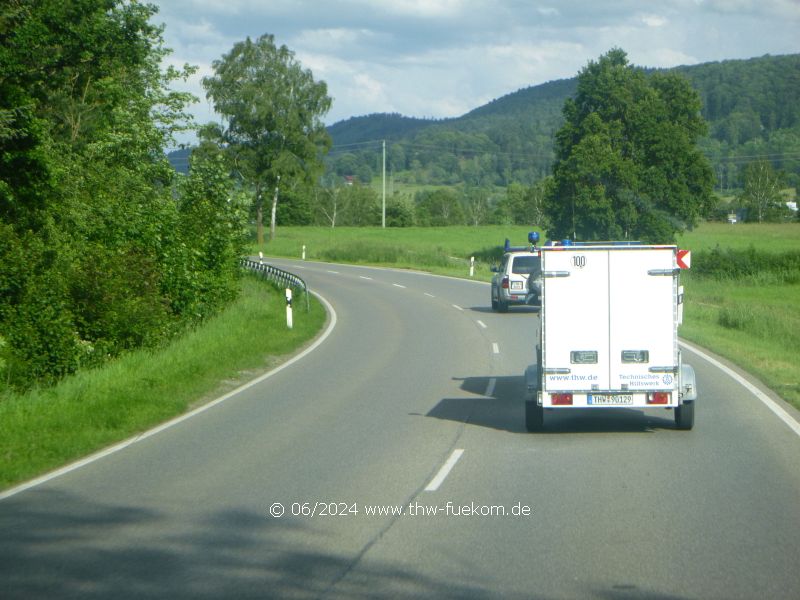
259,222 -> 800,411
254,225 -> 538,279
0,276 -> 327,490
680,275 -> 800,407
677,222 -> 800,252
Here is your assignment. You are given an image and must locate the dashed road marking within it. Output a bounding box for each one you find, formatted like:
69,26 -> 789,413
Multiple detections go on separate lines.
425,449 -> 465,492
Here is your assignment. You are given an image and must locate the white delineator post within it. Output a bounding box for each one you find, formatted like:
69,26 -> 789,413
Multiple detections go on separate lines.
285,288 -> 293,329
302,245 -> 306,260
470,256 -> 475,278
259,251 -> 264,265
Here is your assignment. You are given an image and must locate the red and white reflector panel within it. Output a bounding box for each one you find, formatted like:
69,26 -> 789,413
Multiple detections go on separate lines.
677,249 -> 691,269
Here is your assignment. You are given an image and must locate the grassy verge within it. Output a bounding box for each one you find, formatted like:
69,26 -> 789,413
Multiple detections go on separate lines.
680,275 -> 800,408
0,275 -> 327,490
258,223 -> 800,411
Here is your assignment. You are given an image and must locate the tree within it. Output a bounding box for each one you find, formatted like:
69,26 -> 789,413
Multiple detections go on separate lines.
543,49 -> 716,242
415,189 -> 465,226
338,185 -> 381,226
740,160 -> 785,222
0,1 -> 230,389
202,34 -> 332,244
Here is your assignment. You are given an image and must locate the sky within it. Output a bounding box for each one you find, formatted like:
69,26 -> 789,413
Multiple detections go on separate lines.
152,0 -> 800,143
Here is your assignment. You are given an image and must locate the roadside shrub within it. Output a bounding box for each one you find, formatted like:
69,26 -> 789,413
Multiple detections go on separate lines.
4,271 -> 81,387
693,246 -> 800,284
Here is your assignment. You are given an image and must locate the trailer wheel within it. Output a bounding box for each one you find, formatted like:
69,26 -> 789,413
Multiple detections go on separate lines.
525,401 -> 544,432
675,401 -> 695,430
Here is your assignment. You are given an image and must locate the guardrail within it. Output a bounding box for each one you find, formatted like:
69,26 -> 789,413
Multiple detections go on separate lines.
241,258 -> 310,311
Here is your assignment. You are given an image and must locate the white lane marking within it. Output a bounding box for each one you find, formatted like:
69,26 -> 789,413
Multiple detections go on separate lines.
424,293 -> 435,298
452,304 -> 463,311
0,293 -> 340,502
359,276 -> 372,280
492,343 -> 500,354
425,449 -> 465,492
327,270 -> 340,274
680,340 -> 800,438
476,320 -> 487,329
393,283 -> 406,288
485,378 -> 496,397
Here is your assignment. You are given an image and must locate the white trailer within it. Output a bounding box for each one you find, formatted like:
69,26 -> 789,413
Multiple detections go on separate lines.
525,243 -> 697,431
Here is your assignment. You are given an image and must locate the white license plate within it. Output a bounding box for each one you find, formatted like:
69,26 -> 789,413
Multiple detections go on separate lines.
511,281 -> 524,290
588,394 -> 633,405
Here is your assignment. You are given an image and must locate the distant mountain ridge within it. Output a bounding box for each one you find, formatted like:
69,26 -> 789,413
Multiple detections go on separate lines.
321,53 -> 800,190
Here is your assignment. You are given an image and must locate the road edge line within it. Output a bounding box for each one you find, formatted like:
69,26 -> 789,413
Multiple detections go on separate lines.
679,339 -> 800,438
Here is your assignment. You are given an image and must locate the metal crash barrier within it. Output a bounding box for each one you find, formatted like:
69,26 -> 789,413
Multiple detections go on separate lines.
241,259 -> 310,311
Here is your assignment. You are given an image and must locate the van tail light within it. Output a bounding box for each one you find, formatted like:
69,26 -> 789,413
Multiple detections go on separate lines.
501,276 -> 509,289
648,392 -> 670,405
551,393 -> 573,406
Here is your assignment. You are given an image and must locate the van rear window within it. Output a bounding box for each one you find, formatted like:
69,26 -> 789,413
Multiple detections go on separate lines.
512,256 -> 541,275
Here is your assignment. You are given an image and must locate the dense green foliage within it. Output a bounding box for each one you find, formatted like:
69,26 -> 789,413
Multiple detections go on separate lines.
201,34 -> 332,243
0,1 -> 247,390
546,49 -> 715,242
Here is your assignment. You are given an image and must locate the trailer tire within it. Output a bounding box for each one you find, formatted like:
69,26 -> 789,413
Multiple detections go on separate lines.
675,401 -> 695,430
525,401 -> 544,432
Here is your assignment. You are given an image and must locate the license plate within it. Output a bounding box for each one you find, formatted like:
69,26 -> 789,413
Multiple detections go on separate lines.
511,281 -> 524,290
588,394 -> 633,405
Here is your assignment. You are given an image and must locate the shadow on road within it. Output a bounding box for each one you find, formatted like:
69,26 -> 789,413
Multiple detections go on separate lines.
0,488 -> 519,600
426,375 -> 678,434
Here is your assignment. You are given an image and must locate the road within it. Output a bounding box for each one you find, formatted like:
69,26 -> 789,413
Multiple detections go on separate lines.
1,259 -> 799,599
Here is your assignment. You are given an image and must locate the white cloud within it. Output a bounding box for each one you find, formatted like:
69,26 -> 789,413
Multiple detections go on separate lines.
640,14 -> 668,27
536,7 -> 560,17
376,0 -> 467,18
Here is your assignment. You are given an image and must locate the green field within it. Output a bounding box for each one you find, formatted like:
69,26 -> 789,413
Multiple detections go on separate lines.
258,222 -> 800,410
677,222 -> 800,252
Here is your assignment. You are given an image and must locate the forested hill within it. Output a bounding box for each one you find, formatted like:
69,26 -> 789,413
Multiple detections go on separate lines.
326,113 -> 441,146
325,53 -> 800,190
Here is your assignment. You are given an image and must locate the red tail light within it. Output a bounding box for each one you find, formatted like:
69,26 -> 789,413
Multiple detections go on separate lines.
501,276 -> 509,289
551,393 -> 573,405
648,392 -> 670,405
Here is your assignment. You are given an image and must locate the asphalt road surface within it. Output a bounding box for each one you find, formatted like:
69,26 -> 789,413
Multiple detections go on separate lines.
2,259 -> 799,599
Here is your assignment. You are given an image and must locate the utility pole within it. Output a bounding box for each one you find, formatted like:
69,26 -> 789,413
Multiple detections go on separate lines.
382,139 -> 386,228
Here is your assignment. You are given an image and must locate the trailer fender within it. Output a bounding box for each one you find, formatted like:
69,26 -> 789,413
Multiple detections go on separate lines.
525,364 -> 541,394
680,363 -> 698,402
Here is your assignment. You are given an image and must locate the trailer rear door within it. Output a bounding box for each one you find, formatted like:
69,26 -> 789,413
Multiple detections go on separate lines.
541,246 -> 677,394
